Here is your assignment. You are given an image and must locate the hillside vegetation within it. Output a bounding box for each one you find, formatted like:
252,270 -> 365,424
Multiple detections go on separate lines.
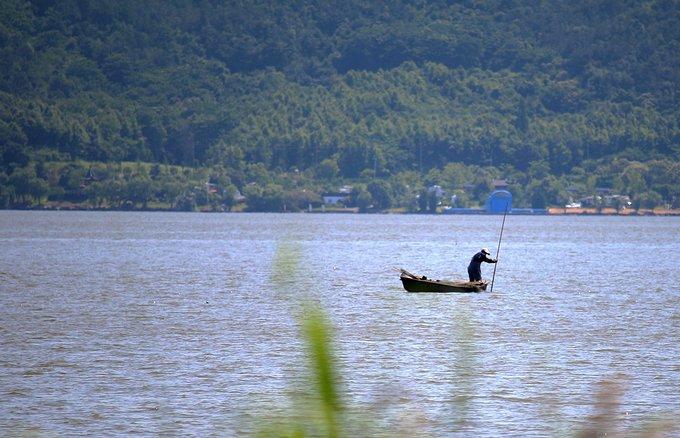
1,0 -> 679,210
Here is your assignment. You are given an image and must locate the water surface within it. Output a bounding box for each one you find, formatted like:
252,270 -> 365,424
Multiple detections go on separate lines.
1,211 -> 678,435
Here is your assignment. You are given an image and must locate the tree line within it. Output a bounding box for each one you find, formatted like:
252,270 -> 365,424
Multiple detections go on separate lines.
1,0 -> 678,210
2,153 -> 677,211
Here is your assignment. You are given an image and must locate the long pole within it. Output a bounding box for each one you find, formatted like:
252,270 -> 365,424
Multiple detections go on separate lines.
490,204 -> 508,293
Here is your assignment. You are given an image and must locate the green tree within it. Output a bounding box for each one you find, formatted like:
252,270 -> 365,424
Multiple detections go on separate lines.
316,157 -> 340,180
634,191 -> 663,209
8,166 -> 50,206
355,189 -> 373,213
0,171 -> 12,208
124,176 -> 153,209
367,180 -> 392,210
417,188 -> 428,212
243,183 -> 287,212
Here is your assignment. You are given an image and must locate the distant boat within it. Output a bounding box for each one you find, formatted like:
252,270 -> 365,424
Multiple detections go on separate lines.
399,269 -> 488,293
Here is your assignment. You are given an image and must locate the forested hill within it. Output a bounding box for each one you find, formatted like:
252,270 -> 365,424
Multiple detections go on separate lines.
1,0 -> 679,210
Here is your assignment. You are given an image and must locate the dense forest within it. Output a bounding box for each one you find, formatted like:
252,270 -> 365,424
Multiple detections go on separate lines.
1,0 -> 679,211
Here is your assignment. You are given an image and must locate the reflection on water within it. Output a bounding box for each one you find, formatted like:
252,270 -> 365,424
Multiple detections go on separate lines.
447,305 -> 478,432
1,211 -> 678,436
271,240 -> 301,284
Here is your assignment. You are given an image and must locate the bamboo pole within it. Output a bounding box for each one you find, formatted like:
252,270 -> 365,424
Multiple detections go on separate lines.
490,204 -> 509,293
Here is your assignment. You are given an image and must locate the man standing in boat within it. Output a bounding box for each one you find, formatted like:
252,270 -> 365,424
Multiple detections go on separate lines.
468,248 -> 497,282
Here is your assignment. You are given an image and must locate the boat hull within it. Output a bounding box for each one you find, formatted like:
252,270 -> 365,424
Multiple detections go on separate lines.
400,274 -> 487,293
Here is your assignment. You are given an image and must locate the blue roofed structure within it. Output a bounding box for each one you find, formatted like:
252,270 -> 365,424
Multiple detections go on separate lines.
485,189 -> 512,213
444,179 -> 546,215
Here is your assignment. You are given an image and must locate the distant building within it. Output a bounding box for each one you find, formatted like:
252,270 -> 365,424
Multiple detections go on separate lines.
206,182 -> 218,194
322,185 -> 352,205
322,193 -> 346,205
428,185 -> 444,199
492,179 -> 509,190
234,189 -> 246,203
443,179 -> 546,215
79,168 -> 98,188
578,194 -> 631,208
578,196 -> 597,207
485,189 -> 512,213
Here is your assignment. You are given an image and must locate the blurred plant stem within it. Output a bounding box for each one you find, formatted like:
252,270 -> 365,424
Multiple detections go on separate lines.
259,239 -> 677,437
302,307 -> 341,438
270,239 -> 302,297
576,374 -> 677,438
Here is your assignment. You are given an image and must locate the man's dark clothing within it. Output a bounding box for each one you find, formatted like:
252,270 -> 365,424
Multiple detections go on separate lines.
467,251 -> 497,281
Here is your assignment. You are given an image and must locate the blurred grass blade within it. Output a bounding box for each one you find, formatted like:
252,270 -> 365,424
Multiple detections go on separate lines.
303,306 -> 341,438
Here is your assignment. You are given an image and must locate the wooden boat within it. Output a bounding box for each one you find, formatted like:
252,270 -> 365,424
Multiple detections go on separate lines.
399,269 -> 488,293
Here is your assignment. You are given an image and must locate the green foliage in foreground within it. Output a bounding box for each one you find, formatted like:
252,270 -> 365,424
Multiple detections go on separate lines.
256,306 -> 677,437
259,238 -> 677,436
256,308 -> 343,438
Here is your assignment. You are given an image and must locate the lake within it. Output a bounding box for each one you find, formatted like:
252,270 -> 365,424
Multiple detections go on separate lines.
1,211 -> 678,436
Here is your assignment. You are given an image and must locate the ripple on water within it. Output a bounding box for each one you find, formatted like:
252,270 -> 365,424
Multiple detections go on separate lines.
1,212 -> 679,436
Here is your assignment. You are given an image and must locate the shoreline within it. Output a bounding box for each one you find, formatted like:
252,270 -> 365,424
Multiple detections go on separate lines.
3,204 -> 680,216
545,207 -> 680,216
